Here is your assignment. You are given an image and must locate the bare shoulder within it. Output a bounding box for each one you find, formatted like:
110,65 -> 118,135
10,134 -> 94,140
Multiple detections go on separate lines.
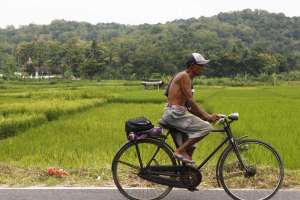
175,71 -> 190,82
175,71 -> 191,85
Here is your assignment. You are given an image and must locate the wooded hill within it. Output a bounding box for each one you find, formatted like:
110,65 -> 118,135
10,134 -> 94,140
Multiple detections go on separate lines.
0,9 -> 299,79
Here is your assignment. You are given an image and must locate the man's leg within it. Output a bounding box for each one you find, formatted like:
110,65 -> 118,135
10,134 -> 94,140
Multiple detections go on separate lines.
186,146 -> 196,157
186,134 -> 208,157
171,112 -> 213,162
175,131 -> 208,160
175,137 -> 201,161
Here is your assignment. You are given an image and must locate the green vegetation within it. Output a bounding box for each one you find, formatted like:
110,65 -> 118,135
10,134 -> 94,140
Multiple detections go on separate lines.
0,9 -> 300,80
0,7 -> 299,187
0,80 -> 299,187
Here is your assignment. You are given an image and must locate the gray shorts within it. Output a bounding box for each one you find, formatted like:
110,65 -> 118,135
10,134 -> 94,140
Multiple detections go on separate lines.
161,106 -> 213,145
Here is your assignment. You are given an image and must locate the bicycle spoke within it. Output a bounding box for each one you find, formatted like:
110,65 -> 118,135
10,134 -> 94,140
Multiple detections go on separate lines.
117,160 -> 140,170
135,143 -> 144,168
146,146 -> 161,168
222,171 -> 245,179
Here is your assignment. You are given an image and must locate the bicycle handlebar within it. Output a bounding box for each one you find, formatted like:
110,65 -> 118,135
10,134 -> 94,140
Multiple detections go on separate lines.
215,113 -> 239,125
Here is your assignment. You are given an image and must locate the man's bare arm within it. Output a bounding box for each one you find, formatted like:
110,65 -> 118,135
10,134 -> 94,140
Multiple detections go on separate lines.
188,100 -> 211,121
180,74 -> 210,121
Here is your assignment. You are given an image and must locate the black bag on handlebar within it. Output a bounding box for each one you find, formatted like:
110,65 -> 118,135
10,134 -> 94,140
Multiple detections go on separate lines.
125,117 -> 154,135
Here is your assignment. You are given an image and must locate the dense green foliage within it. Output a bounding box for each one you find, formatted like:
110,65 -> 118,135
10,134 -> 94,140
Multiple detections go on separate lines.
0,9 -> 300,79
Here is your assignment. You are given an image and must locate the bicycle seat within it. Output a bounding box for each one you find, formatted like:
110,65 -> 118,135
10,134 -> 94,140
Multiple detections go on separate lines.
158,119 -> 177,130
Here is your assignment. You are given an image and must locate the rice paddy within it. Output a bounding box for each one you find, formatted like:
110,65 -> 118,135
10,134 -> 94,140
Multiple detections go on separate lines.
0,80 -> 299,187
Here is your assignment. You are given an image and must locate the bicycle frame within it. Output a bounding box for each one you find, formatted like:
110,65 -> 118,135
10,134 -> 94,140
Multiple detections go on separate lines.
113,115 -> 284,200
134,117 -> 248,172
196,118 -> 247,170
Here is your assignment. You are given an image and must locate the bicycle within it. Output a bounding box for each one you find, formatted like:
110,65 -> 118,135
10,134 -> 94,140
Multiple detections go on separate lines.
112,113 -> 284,200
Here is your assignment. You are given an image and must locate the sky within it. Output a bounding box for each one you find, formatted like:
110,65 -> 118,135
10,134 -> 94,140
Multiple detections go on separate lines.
0,0 -> 299,28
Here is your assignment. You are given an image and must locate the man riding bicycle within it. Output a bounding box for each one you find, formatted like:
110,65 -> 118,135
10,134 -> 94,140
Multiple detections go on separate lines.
161,53 -> 220,163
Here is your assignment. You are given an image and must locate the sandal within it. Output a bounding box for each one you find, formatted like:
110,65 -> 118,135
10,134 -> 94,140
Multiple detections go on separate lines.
173,152 -> 184,161
182,157 -> 195,164
173,152 -> 195,164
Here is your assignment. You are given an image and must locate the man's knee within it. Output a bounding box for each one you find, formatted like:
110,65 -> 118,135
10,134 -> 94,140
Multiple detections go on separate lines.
203,121 -> 213,133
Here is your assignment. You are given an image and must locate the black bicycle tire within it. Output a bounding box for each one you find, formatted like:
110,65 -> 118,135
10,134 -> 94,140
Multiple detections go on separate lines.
218,139 -> 284,200
216,142 -> 232,187
112,138 -> 177,200
215,137 -> 248,187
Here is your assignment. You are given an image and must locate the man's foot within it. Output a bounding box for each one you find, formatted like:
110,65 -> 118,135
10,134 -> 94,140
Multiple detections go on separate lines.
173,152 -> 183,160
173,152 -> 195,164
181,157 -> 195,164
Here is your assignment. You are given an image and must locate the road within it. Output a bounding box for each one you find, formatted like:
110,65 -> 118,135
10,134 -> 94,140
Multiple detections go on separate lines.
0,187 -> 299,200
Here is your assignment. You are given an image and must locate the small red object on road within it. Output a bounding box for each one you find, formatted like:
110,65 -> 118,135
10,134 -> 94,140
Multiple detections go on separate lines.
47,167 -> 69,178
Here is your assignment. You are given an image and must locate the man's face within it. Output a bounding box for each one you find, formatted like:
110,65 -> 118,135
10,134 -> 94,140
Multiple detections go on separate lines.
191,64 -> 204,76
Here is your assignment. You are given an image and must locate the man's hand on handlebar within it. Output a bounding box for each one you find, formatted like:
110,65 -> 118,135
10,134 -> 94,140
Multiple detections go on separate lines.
207,114 -> 221,122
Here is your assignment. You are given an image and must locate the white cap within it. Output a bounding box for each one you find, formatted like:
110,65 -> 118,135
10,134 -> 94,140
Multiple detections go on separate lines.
191,53 -> 210,65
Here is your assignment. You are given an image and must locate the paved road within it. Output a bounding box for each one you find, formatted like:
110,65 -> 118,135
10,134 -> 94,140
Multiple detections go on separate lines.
0,188 -> 299,200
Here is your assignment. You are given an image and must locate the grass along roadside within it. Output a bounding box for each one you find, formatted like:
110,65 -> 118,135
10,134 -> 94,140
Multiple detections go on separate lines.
0,164 -> 299,188
0,163 -> 113,187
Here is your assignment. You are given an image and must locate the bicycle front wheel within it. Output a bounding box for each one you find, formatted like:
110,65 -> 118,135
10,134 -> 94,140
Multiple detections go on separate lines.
219,139 -> 284,200
112,138 -> 177,200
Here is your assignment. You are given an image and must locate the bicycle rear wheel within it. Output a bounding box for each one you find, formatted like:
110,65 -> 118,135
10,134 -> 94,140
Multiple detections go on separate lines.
112,138 -> 176,200
219,139 -> 284,200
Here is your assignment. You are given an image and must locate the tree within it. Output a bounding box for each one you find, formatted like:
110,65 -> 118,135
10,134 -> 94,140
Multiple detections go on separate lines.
63,38 -> 86,77
81,40 -> 105,79
2,55 -> 16,80
0,9 -> 298,79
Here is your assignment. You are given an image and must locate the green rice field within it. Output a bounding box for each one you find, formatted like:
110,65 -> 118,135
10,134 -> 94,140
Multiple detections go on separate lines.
0,80 -> 299,187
